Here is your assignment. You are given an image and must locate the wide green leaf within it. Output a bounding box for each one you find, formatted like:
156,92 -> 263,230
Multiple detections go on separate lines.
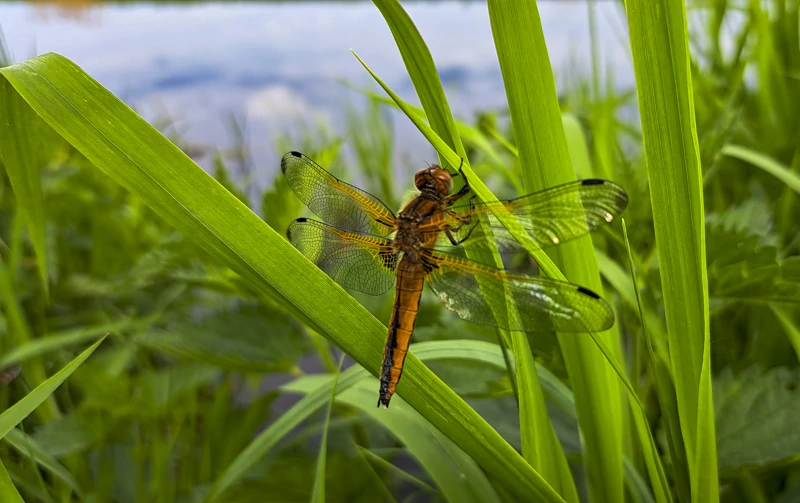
624,0 -> 719,500
0,53 -> 559,503
487,2 -> 624,501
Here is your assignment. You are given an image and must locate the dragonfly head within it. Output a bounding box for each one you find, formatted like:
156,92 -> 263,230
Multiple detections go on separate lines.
414,166 -> 453,196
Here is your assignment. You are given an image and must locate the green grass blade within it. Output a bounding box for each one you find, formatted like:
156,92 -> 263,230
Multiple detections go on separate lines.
310,355 -> 344,503
0,78 -> 48,297
721,144 -> 800,195
487,1 -> 624,501
621,221 -> 673,503
0,54 -> 561,503
624,0 -> 719,500
0,459 -> 24,503
0,337 -> 105,439
3,428 -> 82,497
771,305 -> 800,368
357,446 -> 437,497
0,316 -> 143,367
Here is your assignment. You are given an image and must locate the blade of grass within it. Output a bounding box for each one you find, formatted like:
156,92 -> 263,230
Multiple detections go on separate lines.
357,446 -> 438,497
0,316 -> 148,367
0,459 -> 24,503
310,355 -> 344,503
487,2 -> 624,501
721,144 -> 800,195
3,428 -> 82,497
624,0 -> 719,500
0,252 -> 55,421
0,54 -> 562,503
0,337 -> 105,439
368,1 -> 575,497
0,77 -> 48,296
771,305 -> 800,364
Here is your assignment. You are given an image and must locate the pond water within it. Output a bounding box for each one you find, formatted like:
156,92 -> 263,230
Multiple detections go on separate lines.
2,1 -> 633,187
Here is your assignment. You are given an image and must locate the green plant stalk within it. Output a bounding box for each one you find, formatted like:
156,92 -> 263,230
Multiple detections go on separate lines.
487,1 -> 624,501
624,0 -> 719,500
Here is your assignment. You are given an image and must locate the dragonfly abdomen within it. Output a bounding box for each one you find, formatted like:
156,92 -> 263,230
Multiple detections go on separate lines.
378,258 -> 425,408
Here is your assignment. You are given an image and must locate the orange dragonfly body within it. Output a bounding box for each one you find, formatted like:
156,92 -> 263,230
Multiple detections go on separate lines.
282,151 -> 628,408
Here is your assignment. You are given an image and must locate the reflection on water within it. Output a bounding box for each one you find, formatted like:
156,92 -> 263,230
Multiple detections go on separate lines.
2,1 -> 632,186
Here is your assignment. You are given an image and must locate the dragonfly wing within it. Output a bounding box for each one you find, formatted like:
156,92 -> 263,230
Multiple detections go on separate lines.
288,218 -> 397,295
281,151 -> 396,235
423,249 -> 613,332
424,179 -> 628,251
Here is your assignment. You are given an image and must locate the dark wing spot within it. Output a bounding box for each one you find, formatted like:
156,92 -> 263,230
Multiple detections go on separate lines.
296,217 -> 308,223
581,179 -> 605,186
290,151 -> 303,158
577,286 -> 601,299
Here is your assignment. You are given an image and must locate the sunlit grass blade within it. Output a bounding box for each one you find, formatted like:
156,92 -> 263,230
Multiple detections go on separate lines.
721,144 -> 800,195
0,459 -> 24,503
310,355 -> 344,503
624,0 -> 719,500
0,78 -> 48,297
367,1 -> 574,496
487,1 -> 623,501
0,54 -> 561,503
0,337 -> 105,439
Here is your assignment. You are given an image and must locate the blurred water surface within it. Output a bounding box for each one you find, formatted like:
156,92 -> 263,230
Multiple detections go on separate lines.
2,1 -> 632,186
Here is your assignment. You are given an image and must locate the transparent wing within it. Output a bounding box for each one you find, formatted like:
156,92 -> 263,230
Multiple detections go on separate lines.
423,249 -> 613,332
423,179 -> 628,252
282,151 -> 396,235
288,218 -> 397,295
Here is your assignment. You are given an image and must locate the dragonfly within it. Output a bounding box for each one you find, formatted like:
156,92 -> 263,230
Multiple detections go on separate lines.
282,151 -> 628,408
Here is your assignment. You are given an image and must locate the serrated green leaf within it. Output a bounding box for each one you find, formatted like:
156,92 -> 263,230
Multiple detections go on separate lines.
714,367 -> 800,469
